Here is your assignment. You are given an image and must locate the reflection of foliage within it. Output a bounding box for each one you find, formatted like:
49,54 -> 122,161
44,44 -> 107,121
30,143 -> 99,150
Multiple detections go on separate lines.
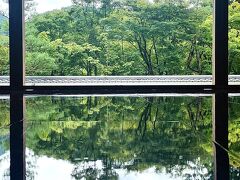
0,99 -> 9,158
0,98 -> 37,179
72,165 -> 101,180
1,96 -> 240,178
25,96 -> 214,179
229,97 -> 240,170
0,149 -> 38,180
227,96 -> 240,179
71,160 -> 119,180
26,149 -> 38,180
0,99 -> 9,129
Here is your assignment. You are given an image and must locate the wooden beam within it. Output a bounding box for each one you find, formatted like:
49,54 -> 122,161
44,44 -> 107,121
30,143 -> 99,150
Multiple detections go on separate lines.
9,0 -> 25,90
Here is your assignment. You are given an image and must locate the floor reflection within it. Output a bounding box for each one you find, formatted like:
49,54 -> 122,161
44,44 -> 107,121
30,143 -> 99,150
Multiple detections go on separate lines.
0,98 -> 10,179
25,96 -> 213,179
1,95 -> 240,179
229,96 -> 240,179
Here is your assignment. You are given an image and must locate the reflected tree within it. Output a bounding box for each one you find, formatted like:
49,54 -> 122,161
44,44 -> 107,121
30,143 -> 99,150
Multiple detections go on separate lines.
25,96 -> 214,179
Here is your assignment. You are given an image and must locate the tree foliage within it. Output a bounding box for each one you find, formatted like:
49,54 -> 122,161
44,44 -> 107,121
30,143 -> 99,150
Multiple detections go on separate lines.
1,0 -> 239,75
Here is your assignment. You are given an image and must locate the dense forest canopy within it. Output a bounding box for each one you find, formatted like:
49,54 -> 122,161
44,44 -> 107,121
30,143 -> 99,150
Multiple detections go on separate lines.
0,0 -> 239,76
1,96 -> 240,179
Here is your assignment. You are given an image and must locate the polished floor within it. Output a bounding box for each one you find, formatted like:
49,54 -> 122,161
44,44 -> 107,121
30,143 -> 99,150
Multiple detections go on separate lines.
0,94 -> 239,179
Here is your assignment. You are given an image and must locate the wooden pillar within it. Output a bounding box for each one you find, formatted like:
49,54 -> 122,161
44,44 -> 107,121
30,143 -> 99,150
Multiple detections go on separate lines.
9,0 -> 25,90
213,0 -> 228,88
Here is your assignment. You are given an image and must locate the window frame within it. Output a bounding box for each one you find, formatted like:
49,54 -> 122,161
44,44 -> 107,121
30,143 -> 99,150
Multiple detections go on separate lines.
1,1 -> 233,179
0,0 -> 237,94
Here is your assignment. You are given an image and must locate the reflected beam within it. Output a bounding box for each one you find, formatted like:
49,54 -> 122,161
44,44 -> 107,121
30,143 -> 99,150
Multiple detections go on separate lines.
10,93 -> 26,180
213,93 -> 229,180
